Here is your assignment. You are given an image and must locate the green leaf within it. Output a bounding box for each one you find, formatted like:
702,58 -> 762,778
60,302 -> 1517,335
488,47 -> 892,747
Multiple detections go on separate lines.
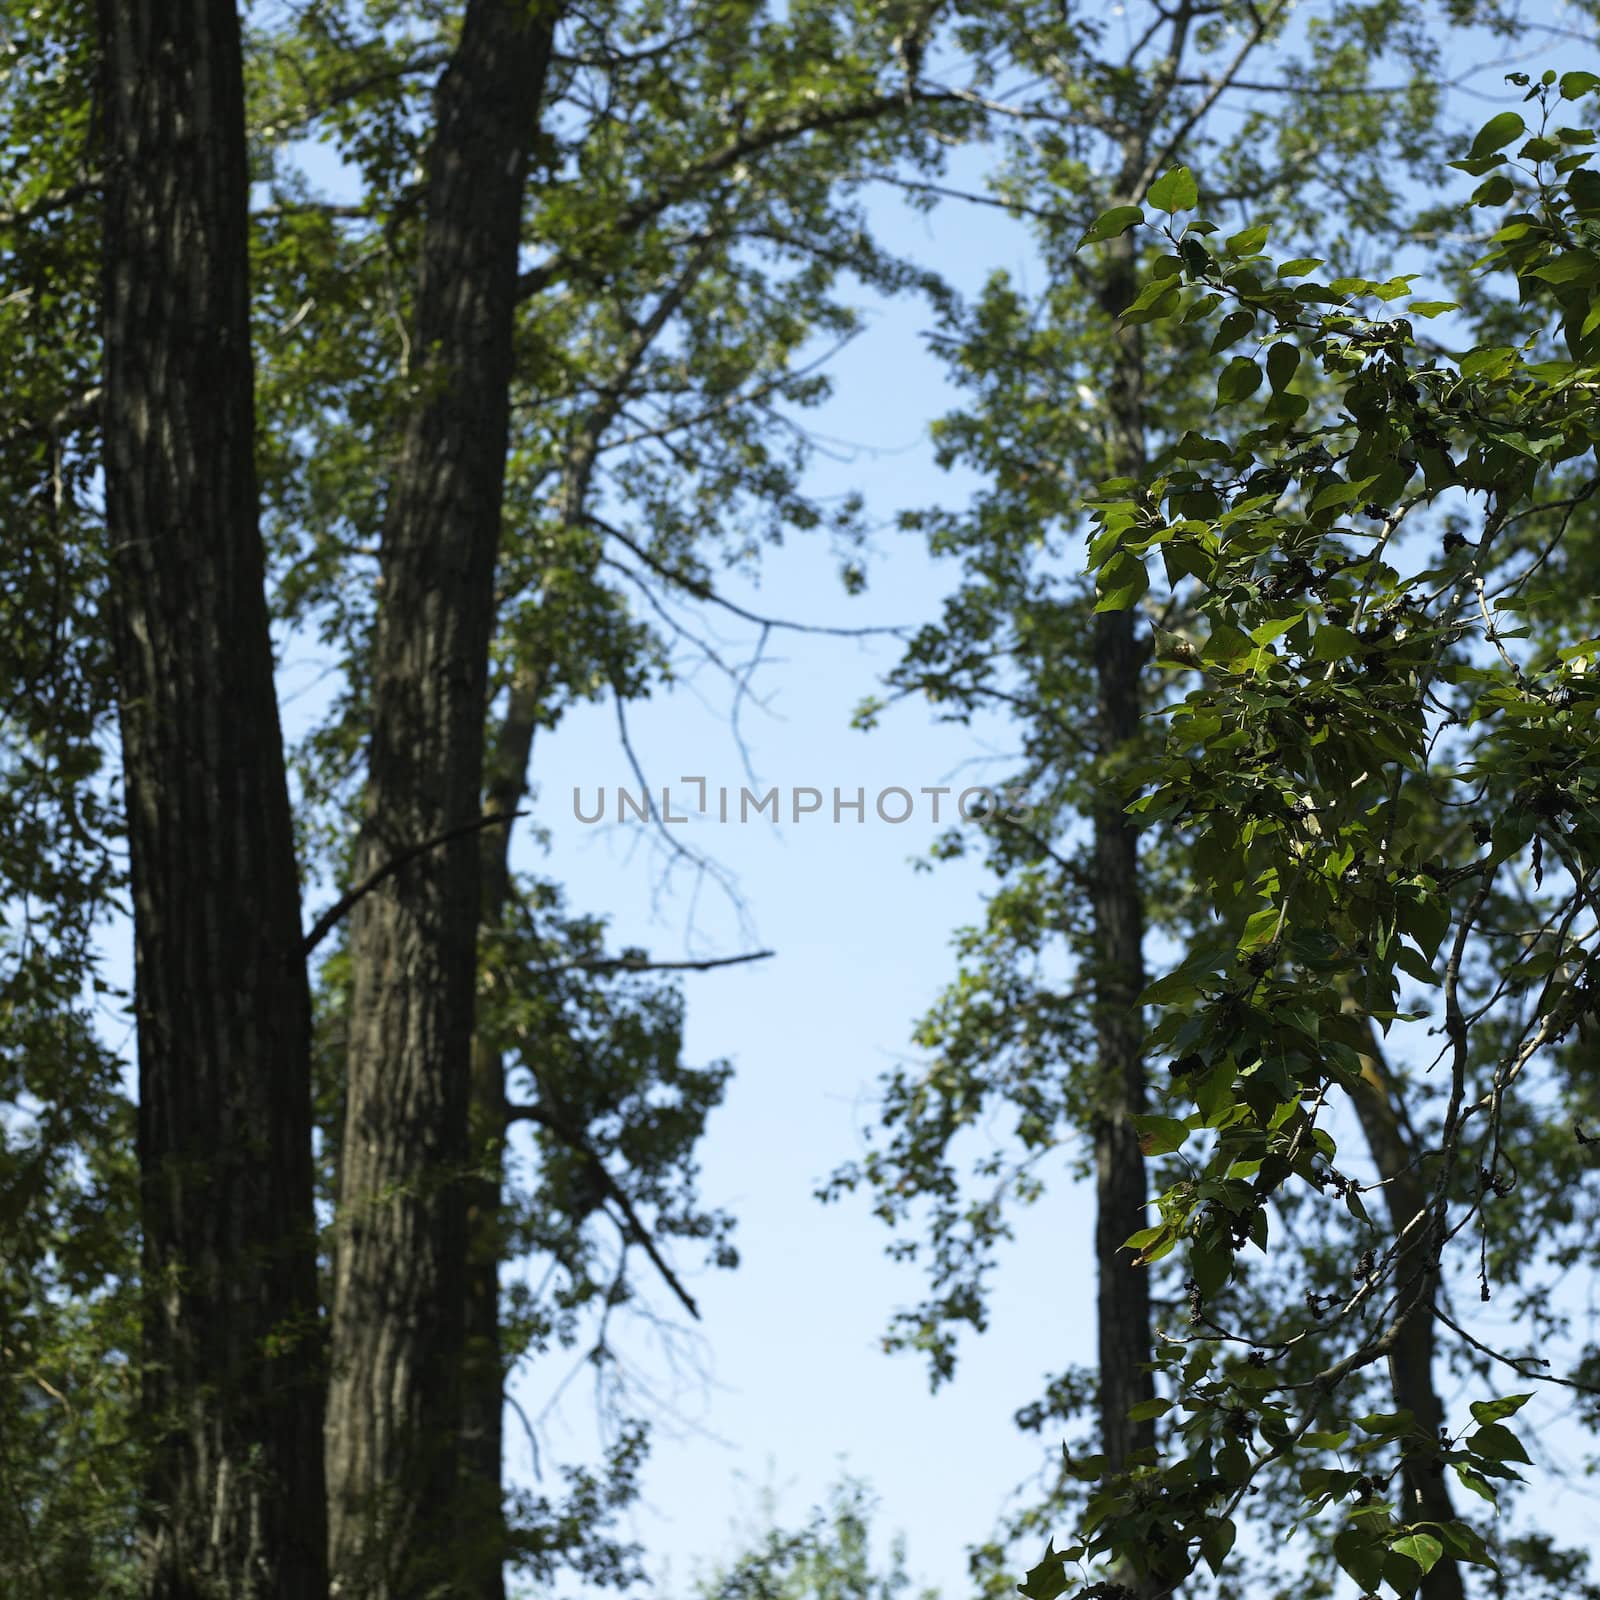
1469,1421 -> 1532,1463
1448,154 -> 1508,177
1081,205 -> 1144,244
1200,1517 -> 1236,1576
1191,1236 -> 1232,1298
1470,1393 -> 1534,1425
1394,943 -> 1439,987
1357,1409 -> 1414,1436
1470,111 -> 1525,158
1562,70 -> 1600,99
1121,286 -> 1182,326
1277,257 -> 1324,277
1132,1114 -> 1191,1156
1311,624 -> 1361,661
1240,904 -> 1281,949
1334,1528 -> 1385,1591
1225,223 -> 1269,256
1018,1541 -> 1072,1600
1204,620 -> 1253,662
1211,310 -> 1255,354
1250,611 -> 1304,645
1392,1533 -> 1445,1575
1128,1396 -> 1173,1421
1148,166 -> 1199,213
1308,478 -> 1363,512
1531,251 -> 1600,285
1265,341 -> 1300,393
1216,357 -> 1262,406
1095,549 -> 1149,612
1407,299 -> 1459,318
1472,174 -> 1516,206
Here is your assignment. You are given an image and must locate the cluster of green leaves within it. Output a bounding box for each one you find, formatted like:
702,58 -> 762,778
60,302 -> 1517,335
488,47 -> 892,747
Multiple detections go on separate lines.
247,0 -> 966,861
1049,74 -> 1600,1599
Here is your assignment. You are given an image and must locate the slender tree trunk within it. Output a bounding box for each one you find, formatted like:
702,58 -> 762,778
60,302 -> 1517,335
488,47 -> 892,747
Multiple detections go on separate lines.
1346,1005 -> 1465,1600
460,665 -> 544,1600
1078,230 -> 1160,1600
1089,238 -> 1156,1485
325,5 -> 555,1595
97,2 -> 327,1594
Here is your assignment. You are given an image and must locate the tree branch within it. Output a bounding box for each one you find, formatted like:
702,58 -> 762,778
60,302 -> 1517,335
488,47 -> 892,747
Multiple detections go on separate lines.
537,948 -> 775,976
0,177 -> 98,230
302,810 -> 527,956
588,510 -> 908,637
515,88 -> 971,301
503,1096 -> 702,1321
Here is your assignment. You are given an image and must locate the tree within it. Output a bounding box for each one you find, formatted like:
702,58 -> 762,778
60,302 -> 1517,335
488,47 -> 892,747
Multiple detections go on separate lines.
830,5 -> 1487,1594
319,7 -> 557,1592
1046,73 -> 1600,1599
688,1477 -> 938,1600
245,4 -> 973,1593
95,0 -> 327,1593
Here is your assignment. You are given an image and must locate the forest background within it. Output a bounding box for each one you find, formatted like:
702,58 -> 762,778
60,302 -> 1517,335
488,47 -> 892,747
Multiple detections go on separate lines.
5,1 -> 1600,1598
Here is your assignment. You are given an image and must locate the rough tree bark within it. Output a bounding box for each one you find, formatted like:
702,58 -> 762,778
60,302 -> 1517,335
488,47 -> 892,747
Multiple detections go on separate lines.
1346,1005 -> 1466,1600
97,1 -> 328,1594
325,5 -> 556,1596
1089,229 -> 1157,1489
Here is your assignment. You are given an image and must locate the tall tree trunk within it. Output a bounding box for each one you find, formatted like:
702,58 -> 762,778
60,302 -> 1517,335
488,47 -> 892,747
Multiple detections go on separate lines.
1346,1005 -> 1465,1600
1089,238 -> 1156,1488
97,2 -> 327,1594
460,664 -> 544,1600
325,5 -> 555,1595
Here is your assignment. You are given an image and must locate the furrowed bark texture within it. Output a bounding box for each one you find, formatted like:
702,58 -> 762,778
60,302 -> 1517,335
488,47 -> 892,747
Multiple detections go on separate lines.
325,6 -> 555,1596
97,2 -> 328,1594
1348,1009 -> 1465,1600
1090,240 -> 1156,1491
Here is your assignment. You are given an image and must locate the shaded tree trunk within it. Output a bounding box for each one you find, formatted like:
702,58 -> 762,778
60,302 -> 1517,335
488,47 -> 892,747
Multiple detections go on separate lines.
1084,229 -> 1158,1599
97,1 -> 327,1594
1346,1005 -> 1466,1600
324,5 -> 556,1595
1090,237 -> 1156,1483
